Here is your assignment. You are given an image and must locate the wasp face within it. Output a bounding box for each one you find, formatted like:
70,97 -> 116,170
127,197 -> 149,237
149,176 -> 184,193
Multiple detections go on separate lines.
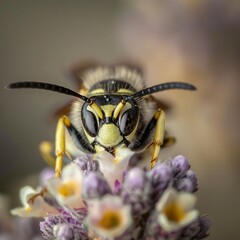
81,95 -> 140,152
7,65 -> 196,171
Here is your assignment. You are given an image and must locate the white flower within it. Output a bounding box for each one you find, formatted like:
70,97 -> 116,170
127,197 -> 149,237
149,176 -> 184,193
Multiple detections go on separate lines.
94,147 -> 135,189
86,195 -> 132,239
11,186 -> 57,217
156,188 -> 199,232
45,163 -> 84,209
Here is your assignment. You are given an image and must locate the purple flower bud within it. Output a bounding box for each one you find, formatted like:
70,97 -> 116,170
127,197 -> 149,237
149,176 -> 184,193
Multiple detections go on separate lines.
171,155 -> 190,178
82,172 -> 111,200
149,164 -> 173,201
40,215 -> 64,239
40,209 -> 87,240
53,224 -> 74,240
150,164 -> 173,187
124,168 -> 146,189
180,219 -> 199,239
61,208 -> 87,225
114,179 -> 121,194
196,215 -> 211,239
144,212 -> 179,239
180,215 -> 211,239
174,178 -> 195,192
73,155 -> 100,174
122,168 -> 152,215
186,170 -> 198,192
52,221 -> 87,240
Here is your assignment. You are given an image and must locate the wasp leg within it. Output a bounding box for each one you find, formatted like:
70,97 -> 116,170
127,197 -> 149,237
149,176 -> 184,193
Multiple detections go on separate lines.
161,136 -> 175,148
55,115 -> 97,176
55,115 -> 72,177
27,142 -> 55,204
39,141 -> 55,167
150,109 -> 165,169
28,187 -> 48,204
129,109 -> 165,169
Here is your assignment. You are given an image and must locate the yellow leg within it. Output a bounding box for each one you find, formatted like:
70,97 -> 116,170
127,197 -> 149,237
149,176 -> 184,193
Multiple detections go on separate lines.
55,115 -> 71,177
39,141 -> 55,167
29,115 -> 71,204
150,109 -> 165,169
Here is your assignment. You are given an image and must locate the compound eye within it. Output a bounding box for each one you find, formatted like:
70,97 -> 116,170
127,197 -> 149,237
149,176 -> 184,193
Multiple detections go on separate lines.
82,109 -> 99,137
119,107 -> 138,136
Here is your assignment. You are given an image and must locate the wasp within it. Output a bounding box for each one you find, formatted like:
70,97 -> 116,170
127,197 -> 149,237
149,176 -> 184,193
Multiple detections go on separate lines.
7,64 -> 196,176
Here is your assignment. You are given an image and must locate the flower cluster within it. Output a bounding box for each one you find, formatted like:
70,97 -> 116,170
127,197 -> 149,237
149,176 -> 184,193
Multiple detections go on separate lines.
11,150 -> 211,240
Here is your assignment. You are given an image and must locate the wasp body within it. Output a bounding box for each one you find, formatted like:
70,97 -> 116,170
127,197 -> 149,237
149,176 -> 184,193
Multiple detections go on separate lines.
7,64 -> 196,175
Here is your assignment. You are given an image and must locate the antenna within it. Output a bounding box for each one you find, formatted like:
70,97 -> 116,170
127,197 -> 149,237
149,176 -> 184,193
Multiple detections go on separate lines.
126,82 -> 196,100
6,81 -> 90,102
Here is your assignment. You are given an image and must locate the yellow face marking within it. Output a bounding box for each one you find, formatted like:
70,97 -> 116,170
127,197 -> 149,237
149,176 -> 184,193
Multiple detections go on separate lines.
90,102 -> 103,119
113,100 -> 126,119
89,89 -> 105,95
83,127 -> 95,144
97,124 -> 123,147
117,88 -> 134,94
94,145 -> 105,153
101,105 -> 115,117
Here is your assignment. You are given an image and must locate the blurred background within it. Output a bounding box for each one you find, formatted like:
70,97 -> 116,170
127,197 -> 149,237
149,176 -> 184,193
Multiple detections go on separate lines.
1,0 -> 240,239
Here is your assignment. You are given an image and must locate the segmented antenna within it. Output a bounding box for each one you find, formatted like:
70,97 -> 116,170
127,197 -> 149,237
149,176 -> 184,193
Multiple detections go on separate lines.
6,81 -> 90,102
126,82 -> 196,100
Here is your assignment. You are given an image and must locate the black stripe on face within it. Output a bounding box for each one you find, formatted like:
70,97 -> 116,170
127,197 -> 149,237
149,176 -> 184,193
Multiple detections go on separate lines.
91,95 -> 123,106
91,138 -> 130,153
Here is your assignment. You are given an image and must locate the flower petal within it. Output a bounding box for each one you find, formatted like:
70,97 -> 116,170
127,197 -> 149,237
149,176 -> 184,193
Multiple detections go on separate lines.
61,163 -> 83,183
177,191 -> 197,211
86,195 -> 132,239
19,186 -> 36,206
156,188 -> 199,232
45,165 -> 84,209
156,188 -> 177,212
96,148 -> 133,189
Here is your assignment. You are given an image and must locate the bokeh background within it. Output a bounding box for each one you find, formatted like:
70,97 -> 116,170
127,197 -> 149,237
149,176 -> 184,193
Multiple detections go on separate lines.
1,0 -> 240,239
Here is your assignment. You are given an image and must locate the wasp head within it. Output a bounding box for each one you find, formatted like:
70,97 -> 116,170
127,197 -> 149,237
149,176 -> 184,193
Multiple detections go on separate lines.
81,95 -> 140,152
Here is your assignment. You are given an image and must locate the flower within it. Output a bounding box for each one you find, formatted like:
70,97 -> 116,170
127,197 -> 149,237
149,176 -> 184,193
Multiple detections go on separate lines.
171,155 -> 190,178
40,208 -> 88,240
53,223 -> 74,240
121,167 -> 152,215
82,172 -> 112,200
73,155 -> 100,174
156,188 -> 199,232
39,168 -> 55,186
149,163 -> 173,202
86,195 -> 132,239
45,163 -> 84,209
9,153 -> 210,239
94,147 -> 135,189
180,215 -> 211,239
11,186 -> 57,217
